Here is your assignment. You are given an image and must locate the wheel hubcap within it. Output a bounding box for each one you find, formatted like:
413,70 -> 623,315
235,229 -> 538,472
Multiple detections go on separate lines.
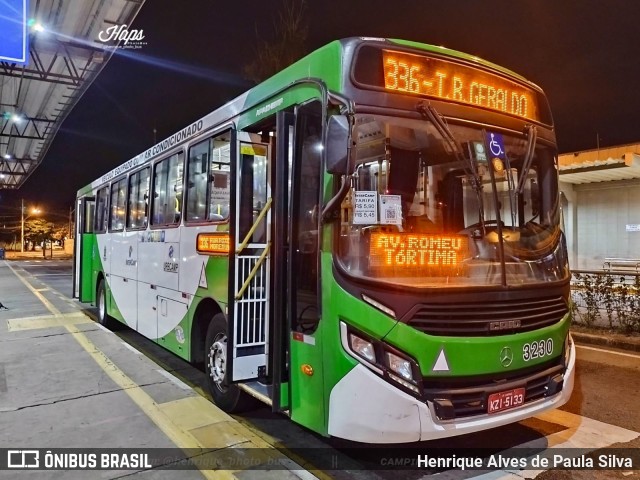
208,333 -> 227,392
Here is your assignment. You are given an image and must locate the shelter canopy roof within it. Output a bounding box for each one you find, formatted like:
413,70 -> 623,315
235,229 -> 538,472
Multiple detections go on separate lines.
559,143 -> 640,184
0,0 -> 145,189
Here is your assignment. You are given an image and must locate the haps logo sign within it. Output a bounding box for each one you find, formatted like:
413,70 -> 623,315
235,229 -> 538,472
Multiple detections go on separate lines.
98,24 -> 146,49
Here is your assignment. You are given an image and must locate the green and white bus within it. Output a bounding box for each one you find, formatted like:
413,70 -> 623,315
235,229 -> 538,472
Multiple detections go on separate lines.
74,37 -> 574,443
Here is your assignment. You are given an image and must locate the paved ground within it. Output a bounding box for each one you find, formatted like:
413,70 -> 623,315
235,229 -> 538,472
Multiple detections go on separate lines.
1,257 -> 639,480
0,259 -> 316,479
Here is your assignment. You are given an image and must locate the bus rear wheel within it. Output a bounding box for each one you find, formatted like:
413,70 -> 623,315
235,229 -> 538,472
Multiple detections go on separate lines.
205,314 -> 257,412
97,279 -> 119,330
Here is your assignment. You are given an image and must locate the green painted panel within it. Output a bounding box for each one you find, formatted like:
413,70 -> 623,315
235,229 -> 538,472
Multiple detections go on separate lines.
383,315 -> 571,377
199,256 -> 229,301
279,382 -> 289,408
239,85 -> 324,131
79,234 -> 95,302
289,335 -> 325,433
290,252 -> 398,436
91,238 -> 103,305
105,280 -> 127,325
157,312 -> 190,361
242,41 -> 343,117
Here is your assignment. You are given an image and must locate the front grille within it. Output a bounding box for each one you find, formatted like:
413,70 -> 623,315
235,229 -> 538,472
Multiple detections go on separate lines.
406,296 -> 568,336
423,360 -> 565,420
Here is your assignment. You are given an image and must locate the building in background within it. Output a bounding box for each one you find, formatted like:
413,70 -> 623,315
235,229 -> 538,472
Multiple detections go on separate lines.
559,143 -> 640,270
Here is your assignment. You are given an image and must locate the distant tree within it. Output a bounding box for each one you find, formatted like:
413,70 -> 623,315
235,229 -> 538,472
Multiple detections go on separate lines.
24,218 -> 55,250
52,223 -> 69,247
243,0 -> 309,84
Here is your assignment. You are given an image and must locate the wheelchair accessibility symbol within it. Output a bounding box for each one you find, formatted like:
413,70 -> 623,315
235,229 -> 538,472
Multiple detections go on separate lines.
486,132 -> 505,159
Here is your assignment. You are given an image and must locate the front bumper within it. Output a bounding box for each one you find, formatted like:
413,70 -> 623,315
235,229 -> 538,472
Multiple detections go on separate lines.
327,335 -> 576,443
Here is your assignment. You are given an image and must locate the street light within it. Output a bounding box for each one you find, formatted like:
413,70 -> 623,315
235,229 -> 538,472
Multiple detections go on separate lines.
21,199 -> 41,253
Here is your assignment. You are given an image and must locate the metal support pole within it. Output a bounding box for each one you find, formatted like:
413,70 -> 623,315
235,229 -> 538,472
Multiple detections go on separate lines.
20,198 -> 24,253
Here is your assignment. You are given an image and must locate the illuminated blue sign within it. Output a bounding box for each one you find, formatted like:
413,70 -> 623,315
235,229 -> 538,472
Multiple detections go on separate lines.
0,0 -> 29,65
485,131 -> 506,159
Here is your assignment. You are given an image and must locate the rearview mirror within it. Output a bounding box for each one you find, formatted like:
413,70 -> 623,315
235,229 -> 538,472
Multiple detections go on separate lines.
326,115 -> 350,175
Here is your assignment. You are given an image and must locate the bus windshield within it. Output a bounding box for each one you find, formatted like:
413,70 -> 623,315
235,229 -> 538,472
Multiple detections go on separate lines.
336,115 -> 569,288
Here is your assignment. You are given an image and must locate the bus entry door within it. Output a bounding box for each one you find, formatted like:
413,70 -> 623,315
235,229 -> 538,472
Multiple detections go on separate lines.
74,196 -> 95,302
229,139 -> 272,382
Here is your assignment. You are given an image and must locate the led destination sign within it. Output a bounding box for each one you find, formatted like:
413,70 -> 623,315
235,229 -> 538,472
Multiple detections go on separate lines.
197,233 -> 230,255
380,50 -> 541,122
370,233 -> 469,272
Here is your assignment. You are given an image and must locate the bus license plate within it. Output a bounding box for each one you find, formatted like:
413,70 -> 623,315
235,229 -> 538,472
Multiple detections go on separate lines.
487,388 -> 525,414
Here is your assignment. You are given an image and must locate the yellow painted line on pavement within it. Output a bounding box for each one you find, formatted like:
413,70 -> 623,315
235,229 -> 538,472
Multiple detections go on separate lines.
8,313 -> 92,331
7,263 -> 60,314
6,262 -> 316,480
576,344 -> 640,359
536,408 -> 639,447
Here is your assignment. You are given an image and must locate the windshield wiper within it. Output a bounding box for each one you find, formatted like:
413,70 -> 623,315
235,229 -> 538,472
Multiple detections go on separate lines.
502,151 -> 518,230
417,102 -> 486,233
516,124 -> 537,195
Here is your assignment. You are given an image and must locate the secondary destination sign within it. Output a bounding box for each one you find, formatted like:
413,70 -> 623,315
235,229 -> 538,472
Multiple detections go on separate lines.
369,233 -> 469,275
381,49 -> 540,122
0,0 -> 29,64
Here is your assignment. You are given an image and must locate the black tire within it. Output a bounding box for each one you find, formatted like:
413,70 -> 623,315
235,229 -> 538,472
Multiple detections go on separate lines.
205,314 -> 258,413
96,279 -> 120,330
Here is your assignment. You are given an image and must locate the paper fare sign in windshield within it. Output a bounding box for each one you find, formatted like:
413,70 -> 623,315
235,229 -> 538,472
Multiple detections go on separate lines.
353,191 -> 378,224
352,192 -> 403,225
379,195 -> 402,225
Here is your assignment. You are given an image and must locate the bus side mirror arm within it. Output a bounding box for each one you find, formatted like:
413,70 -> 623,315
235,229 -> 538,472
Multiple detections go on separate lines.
321,174 -> 352,224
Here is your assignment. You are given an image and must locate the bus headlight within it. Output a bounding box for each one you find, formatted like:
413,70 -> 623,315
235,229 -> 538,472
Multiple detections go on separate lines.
385,351 -> 420,394
386,351 -> 414,382
341,322 -> 422,396
348,332 -> 376,363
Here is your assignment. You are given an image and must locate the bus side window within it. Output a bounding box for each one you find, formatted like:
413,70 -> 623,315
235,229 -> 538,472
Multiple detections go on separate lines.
238,142 -> 269,243
94,186 -> 109,233
109,177 -> 127,231
186,132 -> 231,223
152,153 -> 184,226
186,140 -> 209,222
84,201 -> 95,234
209,135 -> 231,221
127,167 -> 150,229
291,101 -> 322,332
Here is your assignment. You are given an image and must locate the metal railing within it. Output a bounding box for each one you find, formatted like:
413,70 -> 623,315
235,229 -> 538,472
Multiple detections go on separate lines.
602,258 -> 640,273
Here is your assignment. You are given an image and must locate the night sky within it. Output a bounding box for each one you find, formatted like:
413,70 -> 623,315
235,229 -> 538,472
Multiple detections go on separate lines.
4,0 -> 640,211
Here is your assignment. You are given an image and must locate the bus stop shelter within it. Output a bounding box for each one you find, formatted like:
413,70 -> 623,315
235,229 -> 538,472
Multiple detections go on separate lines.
0,0 -> 144,189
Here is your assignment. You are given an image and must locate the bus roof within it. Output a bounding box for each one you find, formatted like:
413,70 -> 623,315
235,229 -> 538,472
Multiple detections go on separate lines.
78,37 -> 544,195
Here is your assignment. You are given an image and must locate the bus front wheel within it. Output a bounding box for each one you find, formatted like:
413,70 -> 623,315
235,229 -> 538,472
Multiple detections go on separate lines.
97,279 -> 119,330
205,314 -> 257,412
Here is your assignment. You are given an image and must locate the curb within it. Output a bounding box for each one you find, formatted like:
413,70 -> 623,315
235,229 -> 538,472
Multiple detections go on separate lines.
2,254 -> 73,260
571,330 -> 640,353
